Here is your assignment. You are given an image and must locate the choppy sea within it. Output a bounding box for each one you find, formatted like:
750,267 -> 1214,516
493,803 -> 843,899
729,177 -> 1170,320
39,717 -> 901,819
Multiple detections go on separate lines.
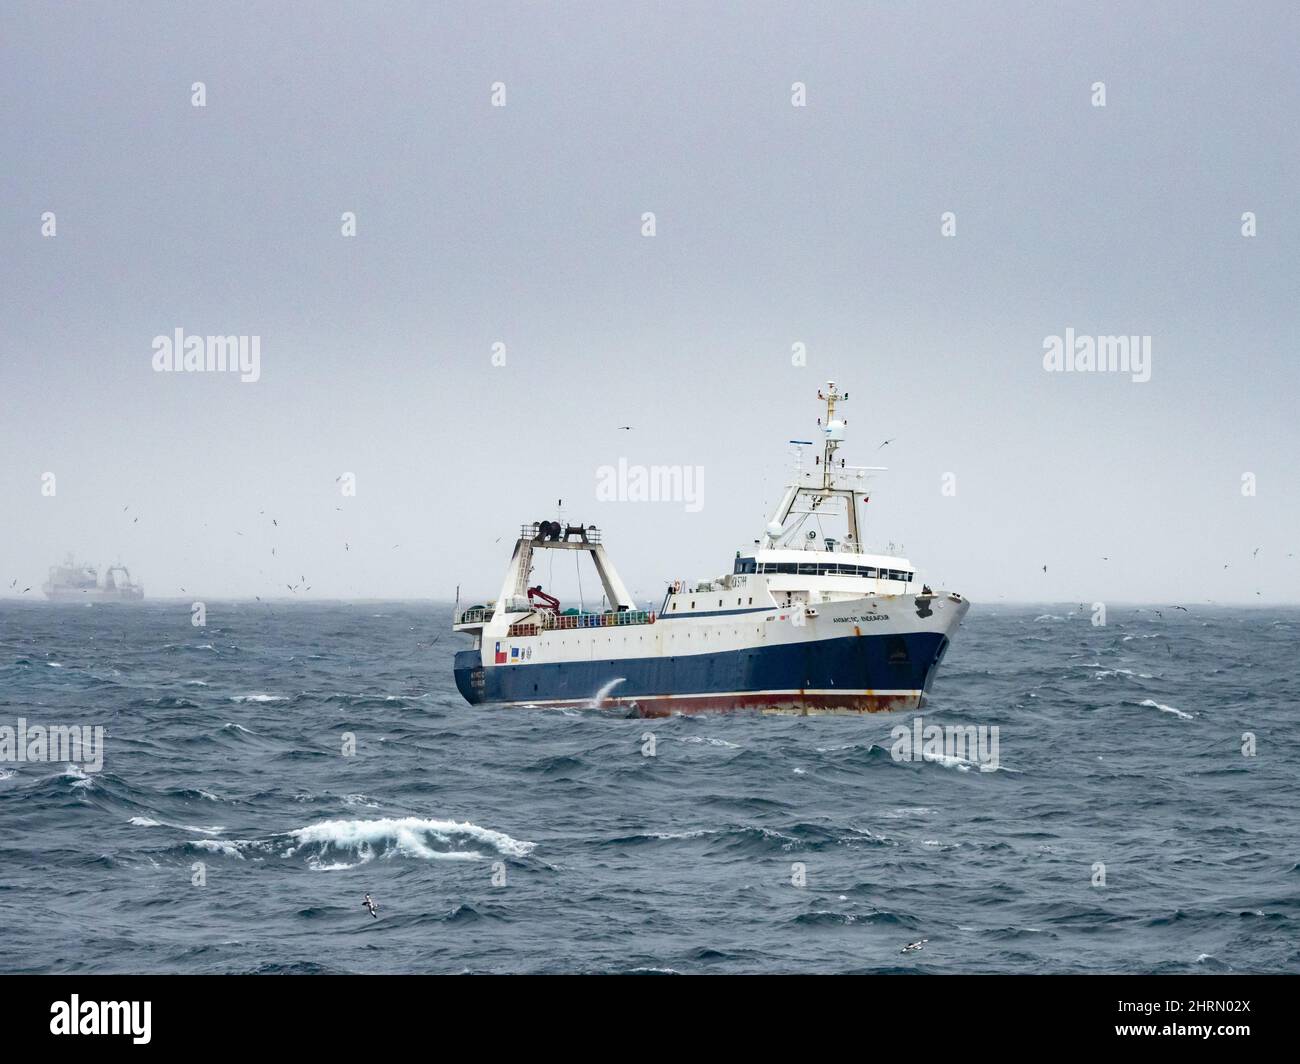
0,601 -> 1296,974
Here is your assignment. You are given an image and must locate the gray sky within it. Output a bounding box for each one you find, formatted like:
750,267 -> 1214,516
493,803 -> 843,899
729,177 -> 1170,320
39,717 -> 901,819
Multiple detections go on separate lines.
2,1 -> 1297,605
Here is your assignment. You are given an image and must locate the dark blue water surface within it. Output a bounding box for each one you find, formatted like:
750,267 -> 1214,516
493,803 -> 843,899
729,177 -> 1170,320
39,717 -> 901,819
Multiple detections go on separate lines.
1,601 -> 1296,973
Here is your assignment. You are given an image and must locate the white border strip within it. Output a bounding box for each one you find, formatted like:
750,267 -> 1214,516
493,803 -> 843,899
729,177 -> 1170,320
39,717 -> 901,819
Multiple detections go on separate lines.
496,688 -> 921,706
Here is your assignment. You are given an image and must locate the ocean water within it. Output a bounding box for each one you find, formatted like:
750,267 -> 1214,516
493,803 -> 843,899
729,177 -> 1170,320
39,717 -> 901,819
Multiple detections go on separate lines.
0,601 -> 1296,974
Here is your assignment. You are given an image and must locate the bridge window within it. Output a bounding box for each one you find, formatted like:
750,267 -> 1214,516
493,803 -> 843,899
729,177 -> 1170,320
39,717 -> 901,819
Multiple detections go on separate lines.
747,561 -> 907,580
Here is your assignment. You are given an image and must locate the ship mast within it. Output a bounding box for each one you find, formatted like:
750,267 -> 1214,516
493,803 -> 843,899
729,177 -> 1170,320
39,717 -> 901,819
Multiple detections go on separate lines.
763,380 -> 879,552
817,380 -> 846,488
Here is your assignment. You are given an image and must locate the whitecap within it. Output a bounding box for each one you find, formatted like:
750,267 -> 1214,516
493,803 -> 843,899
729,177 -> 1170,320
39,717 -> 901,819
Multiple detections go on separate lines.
189,839 -> 245,858
643,829 -> 711,840
130,815 -> 225,833
921,751 -> 973,771
879,806 -> 936,819
1138,698 -> 1193,720
284,816 -> 536,866
677,736 -> 739,748
921,750 -> 1009,773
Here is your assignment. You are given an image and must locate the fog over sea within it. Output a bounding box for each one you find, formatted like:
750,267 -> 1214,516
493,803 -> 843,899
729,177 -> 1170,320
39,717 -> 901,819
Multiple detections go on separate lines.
1,601 -> 1295,974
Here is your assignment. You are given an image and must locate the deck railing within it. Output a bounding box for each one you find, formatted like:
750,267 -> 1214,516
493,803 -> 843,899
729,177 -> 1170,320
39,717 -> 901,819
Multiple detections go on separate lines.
463,606 -> 655,634
540,609 -> 653,631
519,523 -> 602,544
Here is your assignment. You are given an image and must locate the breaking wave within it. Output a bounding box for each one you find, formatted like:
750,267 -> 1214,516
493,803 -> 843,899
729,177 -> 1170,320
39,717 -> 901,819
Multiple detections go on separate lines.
186,816 -> 536,870
1132,698 -> 1194,720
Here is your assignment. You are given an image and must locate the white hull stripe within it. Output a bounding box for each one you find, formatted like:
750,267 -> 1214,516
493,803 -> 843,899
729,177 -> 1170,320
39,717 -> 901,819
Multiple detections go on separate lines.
494,688 -> 922,706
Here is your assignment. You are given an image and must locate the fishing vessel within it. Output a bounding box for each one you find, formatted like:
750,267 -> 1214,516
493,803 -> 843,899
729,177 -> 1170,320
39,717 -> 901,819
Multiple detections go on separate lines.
453,382 -> 968,715
43,556 -> 145,601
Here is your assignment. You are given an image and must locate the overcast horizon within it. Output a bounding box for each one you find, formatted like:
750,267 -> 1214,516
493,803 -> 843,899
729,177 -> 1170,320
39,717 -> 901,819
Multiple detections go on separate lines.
3,1 -> 1297,609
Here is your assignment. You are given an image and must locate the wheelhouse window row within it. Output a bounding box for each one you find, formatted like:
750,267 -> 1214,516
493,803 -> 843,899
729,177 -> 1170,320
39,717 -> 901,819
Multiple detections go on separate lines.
733,558 -> 913,582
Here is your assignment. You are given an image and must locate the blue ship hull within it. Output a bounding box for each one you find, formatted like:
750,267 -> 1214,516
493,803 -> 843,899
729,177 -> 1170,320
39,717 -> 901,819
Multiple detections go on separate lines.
454,629 -> 953,715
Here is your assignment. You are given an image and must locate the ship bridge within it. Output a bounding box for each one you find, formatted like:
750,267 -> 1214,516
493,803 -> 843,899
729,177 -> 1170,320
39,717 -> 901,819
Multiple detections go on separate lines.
657,382 -> 924,618
733,547 -> 914,584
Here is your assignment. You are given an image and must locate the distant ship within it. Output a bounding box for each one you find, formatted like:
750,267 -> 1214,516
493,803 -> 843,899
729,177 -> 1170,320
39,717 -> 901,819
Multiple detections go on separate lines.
43,556 -> 144,601
453,382 -> 968,716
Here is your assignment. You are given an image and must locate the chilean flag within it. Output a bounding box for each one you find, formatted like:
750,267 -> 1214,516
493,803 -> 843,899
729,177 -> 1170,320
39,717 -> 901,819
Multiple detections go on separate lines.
494,641 -> 507,664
